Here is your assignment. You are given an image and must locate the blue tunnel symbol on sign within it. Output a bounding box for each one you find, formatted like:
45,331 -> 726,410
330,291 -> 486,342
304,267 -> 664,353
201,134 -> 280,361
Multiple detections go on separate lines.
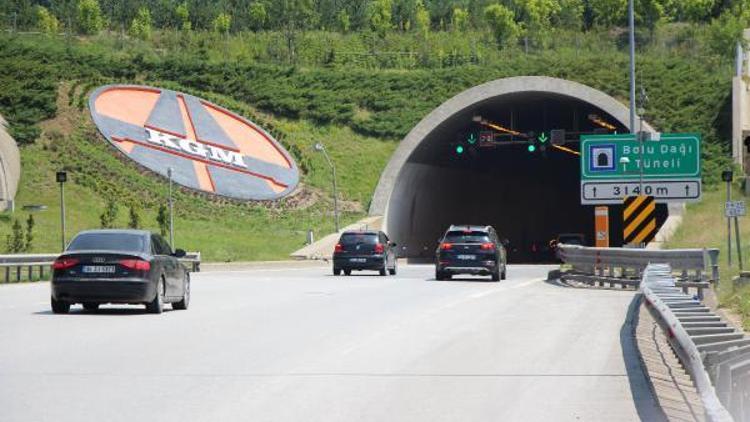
589,144 -> 616,172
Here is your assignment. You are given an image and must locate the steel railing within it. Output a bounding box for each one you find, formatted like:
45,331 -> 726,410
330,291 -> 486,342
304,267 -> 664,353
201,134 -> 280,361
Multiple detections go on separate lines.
0,252 -> 201,283
558,244 -> 720,283
641,263 -> 736,422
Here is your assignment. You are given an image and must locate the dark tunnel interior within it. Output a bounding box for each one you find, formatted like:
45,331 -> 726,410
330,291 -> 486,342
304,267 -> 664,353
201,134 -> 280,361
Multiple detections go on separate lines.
386,92 -> 667,263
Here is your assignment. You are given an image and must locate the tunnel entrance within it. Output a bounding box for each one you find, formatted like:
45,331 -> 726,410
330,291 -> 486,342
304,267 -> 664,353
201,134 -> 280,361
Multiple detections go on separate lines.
371,77 -> 668,263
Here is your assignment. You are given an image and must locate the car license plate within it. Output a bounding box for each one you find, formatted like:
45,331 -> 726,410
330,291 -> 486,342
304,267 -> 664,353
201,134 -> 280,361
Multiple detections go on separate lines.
349,258 -> 367,263
457,254 -> 476,260
82,265 -> 116,274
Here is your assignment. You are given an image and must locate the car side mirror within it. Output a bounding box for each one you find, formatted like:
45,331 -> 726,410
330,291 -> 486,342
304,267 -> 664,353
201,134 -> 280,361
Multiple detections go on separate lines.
173,248 -> 187,258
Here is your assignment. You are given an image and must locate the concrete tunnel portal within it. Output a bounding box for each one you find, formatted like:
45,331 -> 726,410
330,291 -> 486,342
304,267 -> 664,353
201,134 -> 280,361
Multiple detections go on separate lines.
370,77 -> 668,263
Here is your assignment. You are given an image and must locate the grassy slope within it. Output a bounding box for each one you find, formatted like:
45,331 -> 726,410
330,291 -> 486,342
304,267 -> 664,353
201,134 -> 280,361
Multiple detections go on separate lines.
0,30 -> 737,262
9,85 -> 395,261
666,186 -> 750,328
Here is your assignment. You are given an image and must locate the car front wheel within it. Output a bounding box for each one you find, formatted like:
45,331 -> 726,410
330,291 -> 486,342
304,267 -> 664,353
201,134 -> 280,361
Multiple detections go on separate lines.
173,274 -> 190,310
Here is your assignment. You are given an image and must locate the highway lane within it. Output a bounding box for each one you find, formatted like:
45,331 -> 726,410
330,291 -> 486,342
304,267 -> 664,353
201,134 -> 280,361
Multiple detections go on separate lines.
0,264 -> 659,421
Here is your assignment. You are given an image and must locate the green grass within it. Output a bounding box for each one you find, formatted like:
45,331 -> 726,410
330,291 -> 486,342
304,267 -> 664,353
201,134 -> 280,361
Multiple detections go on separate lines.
4,83 -> 394,261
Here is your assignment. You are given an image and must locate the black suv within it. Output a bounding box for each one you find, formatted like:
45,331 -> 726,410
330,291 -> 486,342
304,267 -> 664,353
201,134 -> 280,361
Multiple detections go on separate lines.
435,225 -> 507,281
333,230 -> 397,276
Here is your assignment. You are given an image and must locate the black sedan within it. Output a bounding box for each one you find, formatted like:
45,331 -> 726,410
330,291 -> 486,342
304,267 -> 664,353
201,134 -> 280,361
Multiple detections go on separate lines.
332,230 -> 397,276
51,229 -> 190,314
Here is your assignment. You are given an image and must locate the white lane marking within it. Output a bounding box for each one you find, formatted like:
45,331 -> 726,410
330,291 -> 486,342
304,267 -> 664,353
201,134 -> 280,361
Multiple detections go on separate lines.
199,267 -> 327,275
467,278 -> 539,299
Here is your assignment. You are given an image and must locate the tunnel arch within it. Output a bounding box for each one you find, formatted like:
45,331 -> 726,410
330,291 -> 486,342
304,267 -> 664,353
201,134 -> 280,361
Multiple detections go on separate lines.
370,76 -> 662,262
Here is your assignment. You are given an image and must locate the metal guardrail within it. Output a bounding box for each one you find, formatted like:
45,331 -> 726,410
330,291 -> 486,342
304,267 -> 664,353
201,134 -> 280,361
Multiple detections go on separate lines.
641,264 -> 737,422
0,252 -> 201,283
558,244 -> 720,282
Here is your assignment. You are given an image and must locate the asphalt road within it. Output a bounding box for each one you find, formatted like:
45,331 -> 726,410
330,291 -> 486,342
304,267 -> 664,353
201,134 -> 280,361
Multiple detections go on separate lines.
0,264 -> 660,421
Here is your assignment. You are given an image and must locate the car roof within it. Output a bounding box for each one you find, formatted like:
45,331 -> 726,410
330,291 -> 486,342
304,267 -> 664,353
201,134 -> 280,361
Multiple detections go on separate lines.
74,229 -> 152,237
341,230 -> 379,236
447,225 -> 491,232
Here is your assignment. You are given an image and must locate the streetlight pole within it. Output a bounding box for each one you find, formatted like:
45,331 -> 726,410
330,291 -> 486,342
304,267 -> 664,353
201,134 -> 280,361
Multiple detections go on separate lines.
56,171 -> 67,251
167,167 -> 174,247
628,0 -> 637,133
314,142 -> 340,233
638,86 -> 648,193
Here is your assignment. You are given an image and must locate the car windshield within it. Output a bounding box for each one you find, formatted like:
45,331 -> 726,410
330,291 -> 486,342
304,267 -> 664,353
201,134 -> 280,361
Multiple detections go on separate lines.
67,233 -> 147,252
444,231 -> 490,244
340,233 -> 378,245
558,235 -> 584,245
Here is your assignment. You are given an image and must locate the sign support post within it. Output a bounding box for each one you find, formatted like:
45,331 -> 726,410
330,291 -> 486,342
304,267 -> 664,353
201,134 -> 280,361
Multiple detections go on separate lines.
735,216 -> 743,270
595,206 -> 609,247
56,171 -> 67,252
723,170 -> 734,266
168,167 -> 174,248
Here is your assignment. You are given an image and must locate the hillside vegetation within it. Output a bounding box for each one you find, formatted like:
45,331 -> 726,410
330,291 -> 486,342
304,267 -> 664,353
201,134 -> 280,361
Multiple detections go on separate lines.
0,0 -> 741,260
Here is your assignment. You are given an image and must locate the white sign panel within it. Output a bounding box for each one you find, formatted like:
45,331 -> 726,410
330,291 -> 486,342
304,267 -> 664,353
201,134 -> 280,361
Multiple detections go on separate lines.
581,179 -> 701,205
726,201 -> 746,218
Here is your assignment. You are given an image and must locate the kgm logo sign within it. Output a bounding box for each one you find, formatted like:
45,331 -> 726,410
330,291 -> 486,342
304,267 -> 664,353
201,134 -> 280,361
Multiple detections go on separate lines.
89,85 -> 299,200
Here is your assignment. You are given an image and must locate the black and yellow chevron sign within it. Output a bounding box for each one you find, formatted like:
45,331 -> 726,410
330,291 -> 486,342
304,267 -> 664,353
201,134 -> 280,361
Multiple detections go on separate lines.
623,195 -> 657,245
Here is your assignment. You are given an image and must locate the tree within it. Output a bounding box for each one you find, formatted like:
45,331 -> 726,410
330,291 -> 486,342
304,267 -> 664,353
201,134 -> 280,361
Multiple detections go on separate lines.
271,0 -> 316,63
36,6 -> 60,35
672,0 -> 715,22
156,204 -> 169,237
369,0 -> 393,36
128,205 -> 141,229
213,12 -> 231,34
248,2 -> 267,31
129,7 -> 152,40
636,0 -> 665,33
76,0 -> 104,35
414,0 -> 430,36
100,200 -> 119,228
175,2 -> 190,30
5,219 -> 24,253
484,4 -> 520,46
555,0 -> 584,29
336,9 -> 351,32
24,214 -> 34,252
706,8 -> 748,57
588,0 -> 627,27
451,7 -> 469,31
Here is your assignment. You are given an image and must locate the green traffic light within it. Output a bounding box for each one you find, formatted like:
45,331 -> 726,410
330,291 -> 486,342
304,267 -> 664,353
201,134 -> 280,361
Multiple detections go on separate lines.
456,145 -> 464,154
467,133 -> 477,144
527,144 -> 536,153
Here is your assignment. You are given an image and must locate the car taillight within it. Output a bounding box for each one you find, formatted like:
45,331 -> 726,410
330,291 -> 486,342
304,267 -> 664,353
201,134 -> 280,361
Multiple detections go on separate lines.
481,242 -> 495,250
374,243 -> 385,254
334,243 -> 344,253
52,258 -> 79,270
440,243 -> 453,250
119,259 -> 151,271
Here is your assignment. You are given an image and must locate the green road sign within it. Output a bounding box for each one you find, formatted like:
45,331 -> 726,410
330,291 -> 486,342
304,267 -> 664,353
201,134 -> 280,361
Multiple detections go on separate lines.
580,133 -> 702,205
580,133 -> 700,180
